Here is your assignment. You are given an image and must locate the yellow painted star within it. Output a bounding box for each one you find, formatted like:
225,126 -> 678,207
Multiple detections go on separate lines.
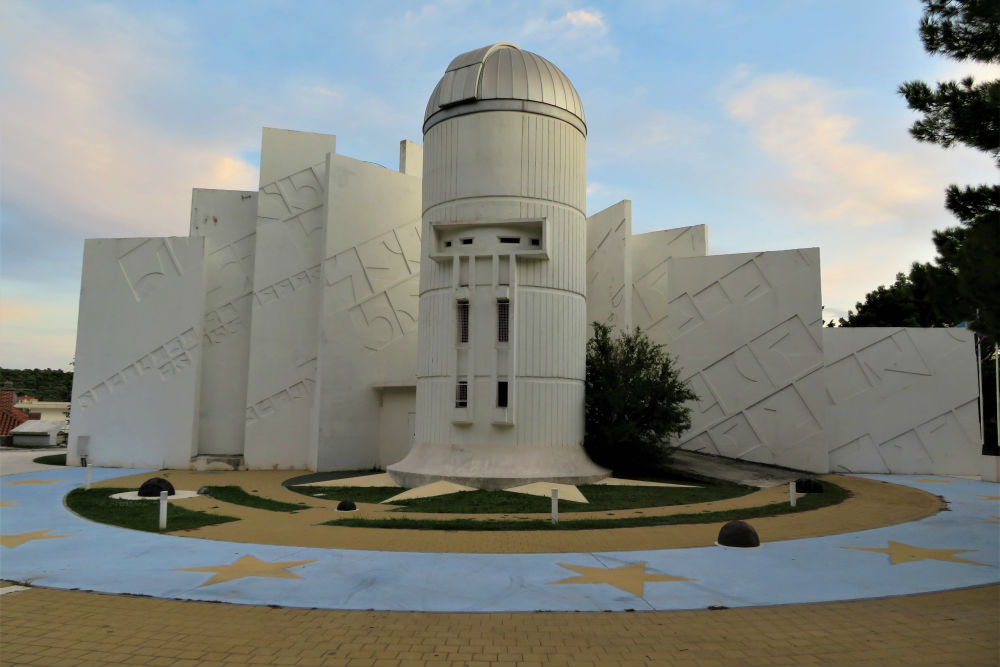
5,479 -> 57,486
916,478 -> 956,484
548,561 -> 695,597
0,500 -> 17,508
176,554 -> 318,587
0,529 -> 74,548
843,540 -> 989,566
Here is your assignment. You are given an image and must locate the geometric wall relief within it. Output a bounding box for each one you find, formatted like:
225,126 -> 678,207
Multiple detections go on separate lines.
189,188 -> 259,457
118,238 -> 183,302
243,147 -> 331,469
315,151 -> 423,472
70,236 -> 206,468
75,328 -> 200,411
631,224 -> 706,340
585,200 -> 631,329
668,249 -> 827,472
824,327 -> 981,476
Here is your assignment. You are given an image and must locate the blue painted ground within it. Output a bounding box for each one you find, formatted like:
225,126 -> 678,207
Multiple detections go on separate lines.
1,467 -> 997,612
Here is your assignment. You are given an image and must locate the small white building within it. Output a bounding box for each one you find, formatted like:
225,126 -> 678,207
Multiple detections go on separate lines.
12,420 -> 65,447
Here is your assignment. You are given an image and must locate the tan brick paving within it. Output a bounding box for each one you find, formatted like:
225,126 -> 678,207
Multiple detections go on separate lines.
1,585 -> 997,666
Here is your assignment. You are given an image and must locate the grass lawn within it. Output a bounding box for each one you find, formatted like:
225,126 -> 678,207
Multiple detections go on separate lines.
65,488 -> 239,533
288,481 -> 753,513
323,481 -> 849,530
204,486 -> 308,512
32,453 -> 66,465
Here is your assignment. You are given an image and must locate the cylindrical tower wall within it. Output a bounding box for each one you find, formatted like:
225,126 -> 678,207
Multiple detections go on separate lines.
417,109 -> 585,448
388,43 -> 608,488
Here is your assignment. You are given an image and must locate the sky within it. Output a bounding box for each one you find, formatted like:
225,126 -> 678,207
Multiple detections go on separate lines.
1,0 -> 997,371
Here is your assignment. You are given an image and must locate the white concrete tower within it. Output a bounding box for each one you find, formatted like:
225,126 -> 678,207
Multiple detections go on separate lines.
388,43 -> 608,489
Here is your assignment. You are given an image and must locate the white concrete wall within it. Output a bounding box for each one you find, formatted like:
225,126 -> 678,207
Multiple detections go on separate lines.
314,151 -> 422,471
243,129 -> 336,469
69,237 -> 205,468
190,189 -> 257,456
632,225 -> 707,338
667,249 -> 828,472
824,327 -> 981,475
586,200 -> 631,329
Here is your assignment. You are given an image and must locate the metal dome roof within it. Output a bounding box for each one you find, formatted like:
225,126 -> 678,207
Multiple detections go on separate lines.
423,43 -> 586,134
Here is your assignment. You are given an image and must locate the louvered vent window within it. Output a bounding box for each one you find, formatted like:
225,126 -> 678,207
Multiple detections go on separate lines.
457,300 -> 469,344
455,380 -> 468,408
497,299 -> 509,343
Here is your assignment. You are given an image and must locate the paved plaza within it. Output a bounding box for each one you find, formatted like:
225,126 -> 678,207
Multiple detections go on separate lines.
1,450 -> 997,665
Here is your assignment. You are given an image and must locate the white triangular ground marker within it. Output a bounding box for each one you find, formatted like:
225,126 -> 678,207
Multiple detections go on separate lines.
596,477 -> 698,488
299,473 -> 401,488
504,482 -> 588,504
381,480 -> 477,503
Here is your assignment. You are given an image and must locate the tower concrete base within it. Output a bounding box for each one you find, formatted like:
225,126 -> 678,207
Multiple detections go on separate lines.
387,442 -> 610,490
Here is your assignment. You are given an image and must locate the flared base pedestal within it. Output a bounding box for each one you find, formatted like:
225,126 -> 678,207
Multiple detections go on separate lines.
387,441 -> 610,490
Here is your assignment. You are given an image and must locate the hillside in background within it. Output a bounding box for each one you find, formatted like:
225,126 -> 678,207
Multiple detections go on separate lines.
0,368 -> 74,402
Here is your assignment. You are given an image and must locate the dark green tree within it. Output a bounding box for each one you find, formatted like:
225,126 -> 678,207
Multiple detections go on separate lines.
897,0 -> 1000,342
584,323 -> 697,475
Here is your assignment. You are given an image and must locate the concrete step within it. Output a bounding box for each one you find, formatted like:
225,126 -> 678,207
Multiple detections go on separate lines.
191,454 -> 244,471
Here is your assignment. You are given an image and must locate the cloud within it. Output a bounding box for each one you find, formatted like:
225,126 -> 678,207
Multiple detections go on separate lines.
725,72 -> 941,227
520,8 -> 616,59
0,1 -> 259,239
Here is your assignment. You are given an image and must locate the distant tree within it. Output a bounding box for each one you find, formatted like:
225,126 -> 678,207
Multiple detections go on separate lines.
838,262 -> 965,328
897,0 -> 1000,343
0,368 -> 74,402
584,323 -> 697,475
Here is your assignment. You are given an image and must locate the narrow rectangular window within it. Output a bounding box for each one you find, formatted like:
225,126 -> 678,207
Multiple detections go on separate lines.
457,300 -> 469,344
499,237 -> 520,244
497,299 -> 509,343
496,381 -> 508,408
461,238 -> 473,245
455,380 -> 468,408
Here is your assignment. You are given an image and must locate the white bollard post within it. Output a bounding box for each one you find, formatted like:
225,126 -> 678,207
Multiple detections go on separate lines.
159,490 -> 168,530
551,488 -> 558,524
84,460 -> 91,490
789,481 -> 797,507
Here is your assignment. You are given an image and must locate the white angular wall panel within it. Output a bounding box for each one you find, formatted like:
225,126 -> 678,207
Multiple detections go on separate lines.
69,237 -> 205,468
824,327 -> 981,475
190,189 -> 257,456
243,129 -> 336,469
667,249 -> 828,472
315,153 -> 422,471
586,200 -> 631,328
632,225 -> 707,337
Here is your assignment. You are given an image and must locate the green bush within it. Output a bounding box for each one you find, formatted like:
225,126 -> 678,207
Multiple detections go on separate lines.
584,322 -> 697,475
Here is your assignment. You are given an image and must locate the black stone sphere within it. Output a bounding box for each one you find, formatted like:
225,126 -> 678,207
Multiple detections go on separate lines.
717,520 -> 760,548
138,477 -> 175,497
795,477 -> 823,494
336,500 -> 357,512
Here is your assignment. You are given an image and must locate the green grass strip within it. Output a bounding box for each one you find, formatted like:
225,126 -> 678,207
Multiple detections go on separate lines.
323,481 -> 849,531
32,453 -> 66,466
288,482 -> 754,513
65,488 -> 239,533
204,486 -> 308,512
287,485 -> 399,504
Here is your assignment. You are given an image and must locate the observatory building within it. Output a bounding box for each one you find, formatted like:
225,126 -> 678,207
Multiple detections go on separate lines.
67,43 -> 992,483
388,44 -> 607,488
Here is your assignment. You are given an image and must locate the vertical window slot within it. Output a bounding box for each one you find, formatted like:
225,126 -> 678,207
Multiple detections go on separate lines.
496,381 -> 508,408
497,299 -> 509,343
455,380 -> 468,408
457,300 -> 470,344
